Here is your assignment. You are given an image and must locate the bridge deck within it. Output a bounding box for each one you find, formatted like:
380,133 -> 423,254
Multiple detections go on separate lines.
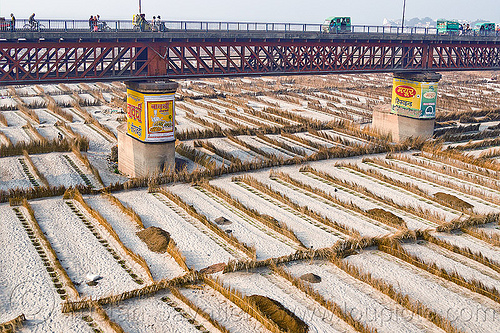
1,30 -> 499,43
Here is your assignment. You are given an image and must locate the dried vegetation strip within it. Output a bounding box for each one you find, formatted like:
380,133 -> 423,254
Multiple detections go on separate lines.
169,287 -> 231,333
71,101 -> 116,142
22,121 -> 47,143
270,263 -> 377,333
270,170 -> 406,230
105,191 -> 189,271
19,199 -> 80,300
22,150 -> 49,187
71,146 -> 104,187
89,302 -> 126,333
197,179 -> 306,249
235,174 -> 363,239
367,156 -> 499,207
340,162 -> 469,213
175,142 -> 217,170
0,135 -> 89,158
255,133 -> 307,156
202,275 -> 283,333
378,240 -> 500,304
392,153 -> 500,193
194,140 -> 243,166
462,227 -> 500,247
416,229 -> 500,275
300,165 -> 446,225
332,257 -> 466,333
0,112 -> 7,126
44,95 -> 74,122
423,145 -> 500,174
0,314 -> 26,333
64,188 -> 154,284
152,186 -> 256,259
0,130 -> 12,146
103,192 -> 144,229
61,272 -> 200,313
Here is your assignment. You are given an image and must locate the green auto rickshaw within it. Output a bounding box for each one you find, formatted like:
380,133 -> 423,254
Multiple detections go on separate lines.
322,17 -> 351,33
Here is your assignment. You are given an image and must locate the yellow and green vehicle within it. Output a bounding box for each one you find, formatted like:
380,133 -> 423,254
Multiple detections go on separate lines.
322,17 -> 351,33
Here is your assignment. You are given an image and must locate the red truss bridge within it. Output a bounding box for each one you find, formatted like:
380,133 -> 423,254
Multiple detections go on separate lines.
0,19 -> 498,84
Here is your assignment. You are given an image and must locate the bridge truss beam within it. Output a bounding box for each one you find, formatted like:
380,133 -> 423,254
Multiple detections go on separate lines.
0,39 -> 498,84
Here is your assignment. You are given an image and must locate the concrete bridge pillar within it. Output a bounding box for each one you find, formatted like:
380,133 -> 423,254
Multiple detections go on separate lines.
372,72 -> 441,142
118,80 -> 178,178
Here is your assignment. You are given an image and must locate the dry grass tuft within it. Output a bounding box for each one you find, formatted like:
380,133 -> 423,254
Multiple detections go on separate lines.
136,227 -> 170,253
0,314 -> 26,333
248,294 -> 309,333
433,192 -> 474,211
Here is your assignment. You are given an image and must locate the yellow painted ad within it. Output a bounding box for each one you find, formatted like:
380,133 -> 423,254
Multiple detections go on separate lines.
391,78 -> 422,118
126,89 -> 175,143
391,78 -> 438,119
126,89 -> 145,141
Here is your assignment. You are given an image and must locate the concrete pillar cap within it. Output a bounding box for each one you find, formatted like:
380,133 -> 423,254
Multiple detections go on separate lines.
393,72 -> 442,82
125,80 -> 178,93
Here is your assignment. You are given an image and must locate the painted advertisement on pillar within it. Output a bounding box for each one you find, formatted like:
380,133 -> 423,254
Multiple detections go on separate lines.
126,89 -> 175,142
391,78 -> 438,119
145,94 -> 175,142
127,89 -> 145,141
419,83 -> 438,119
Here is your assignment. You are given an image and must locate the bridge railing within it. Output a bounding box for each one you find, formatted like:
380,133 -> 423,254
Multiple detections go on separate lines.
3,19 -> 499,37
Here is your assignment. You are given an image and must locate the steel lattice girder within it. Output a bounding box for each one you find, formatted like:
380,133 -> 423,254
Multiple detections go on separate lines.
0,39 -> 497,84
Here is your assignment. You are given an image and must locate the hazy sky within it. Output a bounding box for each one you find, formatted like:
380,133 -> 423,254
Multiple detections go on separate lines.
1,0 -> 498,25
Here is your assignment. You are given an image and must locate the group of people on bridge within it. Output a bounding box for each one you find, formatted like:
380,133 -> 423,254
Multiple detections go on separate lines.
133,13 -> 166,32
89,15 -> 109,32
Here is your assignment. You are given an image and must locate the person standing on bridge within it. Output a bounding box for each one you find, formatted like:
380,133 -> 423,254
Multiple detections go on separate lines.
10,13 -> 15,32
151,16 -> 157,31
157,15 -> 165,32
140,13 -> 146,31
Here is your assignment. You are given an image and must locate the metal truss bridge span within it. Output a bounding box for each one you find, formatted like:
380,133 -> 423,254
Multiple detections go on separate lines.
0,30 -> 498,84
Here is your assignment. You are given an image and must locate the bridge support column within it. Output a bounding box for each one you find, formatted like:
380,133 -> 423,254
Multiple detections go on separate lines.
372,72 -> 441,142
117,80 -> 178,178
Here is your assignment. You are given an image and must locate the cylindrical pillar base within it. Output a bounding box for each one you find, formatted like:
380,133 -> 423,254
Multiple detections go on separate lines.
118,80 -> 178,178
372,72 -> 441,142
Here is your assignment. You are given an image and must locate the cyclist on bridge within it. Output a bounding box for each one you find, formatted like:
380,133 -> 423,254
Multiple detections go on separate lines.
28,13 -> 38,30
29,13 -> 35,25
